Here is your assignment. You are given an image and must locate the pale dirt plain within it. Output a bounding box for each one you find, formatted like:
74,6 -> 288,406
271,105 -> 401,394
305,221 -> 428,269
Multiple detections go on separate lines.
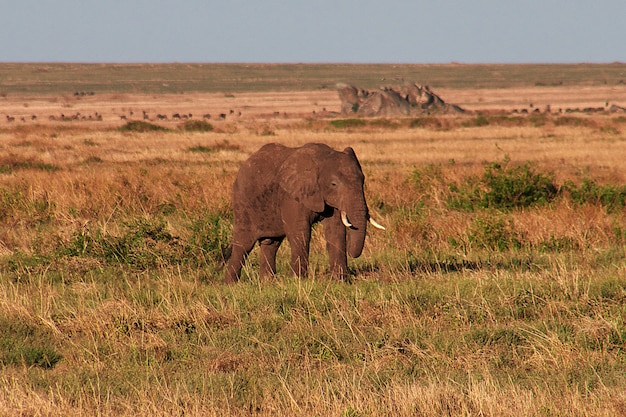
2,64 -> 626,416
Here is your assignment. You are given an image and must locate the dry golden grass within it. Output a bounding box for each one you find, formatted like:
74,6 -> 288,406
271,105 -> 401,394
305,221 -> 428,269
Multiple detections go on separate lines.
2,74 -> 626,416
1,113 -> 624,256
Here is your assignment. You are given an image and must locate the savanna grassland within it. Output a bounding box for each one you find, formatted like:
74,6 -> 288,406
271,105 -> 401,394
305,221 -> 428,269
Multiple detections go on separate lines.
2,63 -> 626,416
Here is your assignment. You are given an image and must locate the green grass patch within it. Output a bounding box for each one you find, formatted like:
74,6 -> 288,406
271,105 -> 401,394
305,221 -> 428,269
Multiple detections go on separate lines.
187,145 -> 215,153
329,118 -> 367,128
0,318 -> 62,369
188,140 -> 241,154
0,158 -> 60,174
446,156 -> 558,211
118,120 -> 169,132
564,178 -> 626,212
180,119 -> 214,132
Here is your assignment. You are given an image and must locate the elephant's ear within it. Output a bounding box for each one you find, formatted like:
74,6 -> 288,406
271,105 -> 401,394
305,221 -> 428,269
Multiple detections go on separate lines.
343,147 -> 364,173
278,152 -> 325,213
343,147 -> 357,157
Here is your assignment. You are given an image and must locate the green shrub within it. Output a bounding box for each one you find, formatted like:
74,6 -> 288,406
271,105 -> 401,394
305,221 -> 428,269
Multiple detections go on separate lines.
0,319 -> 62,369
186,210 -> 232,265
0,188 -> 55,226
368,118 -> 398,129
461,115 -> 489,127
181,119 -> 214,132
118,120 -> 168,132
554,116 -> 595,127
528,114 -> 547,127
538,235 -> 579,252
409,117 -> 447,130
64,217 -> 183,269
188,140 -> 241,154
329,118 -> 366,128
62,211 -> 232,269
446,176 -> 483,212
188,145 -> 215,153
467,213 -> 521,251
0,158 -> 60,174
408,164 -> 446,196
448,157 -> 558,211
564,178 -> 626,212
481,159 -> 558,209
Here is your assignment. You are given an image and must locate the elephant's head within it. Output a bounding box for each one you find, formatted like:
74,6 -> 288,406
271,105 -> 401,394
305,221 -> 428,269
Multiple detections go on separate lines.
279,143 -> 384,258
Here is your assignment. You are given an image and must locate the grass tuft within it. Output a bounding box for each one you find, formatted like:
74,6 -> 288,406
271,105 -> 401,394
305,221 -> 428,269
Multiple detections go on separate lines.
180,119 -> 214,132
118,120 -> 169,132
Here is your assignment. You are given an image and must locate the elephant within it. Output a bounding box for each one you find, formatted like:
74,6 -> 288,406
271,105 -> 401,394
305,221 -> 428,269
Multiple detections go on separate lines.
224,142 -> 384,282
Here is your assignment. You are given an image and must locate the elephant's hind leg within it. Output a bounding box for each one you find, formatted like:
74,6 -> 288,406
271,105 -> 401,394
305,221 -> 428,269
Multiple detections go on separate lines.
224,238 -> 256,283
259,237 -> 283,278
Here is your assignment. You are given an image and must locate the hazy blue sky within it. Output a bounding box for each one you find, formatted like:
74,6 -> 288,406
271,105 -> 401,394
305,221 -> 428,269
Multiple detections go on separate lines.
1,0 -> 624,63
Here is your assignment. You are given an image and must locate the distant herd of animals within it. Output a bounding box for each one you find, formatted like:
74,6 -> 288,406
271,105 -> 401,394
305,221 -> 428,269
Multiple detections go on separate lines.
3,109 -> 243,123
511,101 -> 626,114
4,100 -> 626,124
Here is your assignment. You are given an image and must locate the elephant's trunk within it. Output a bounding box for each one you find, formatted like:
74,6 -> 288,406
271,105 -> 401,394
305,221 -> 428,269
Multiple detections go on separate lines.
344,203 -> 368,259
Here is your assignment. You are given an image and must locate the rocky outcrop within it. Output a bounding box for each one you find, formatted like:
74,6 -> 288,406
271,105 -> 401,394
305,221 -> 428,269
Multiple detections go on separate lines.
337,82 -> 465,117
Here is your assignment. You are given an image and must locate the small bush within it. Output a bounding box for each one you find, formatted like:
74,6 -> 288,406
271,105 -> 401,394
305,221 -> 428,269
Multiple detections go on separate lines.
0,188 -> 55,226
528,114 -> 547,127
538,235 -> 579,252
554,116 -> 595,128
329,118 -> 366,129
186,210 -> 232,265
118,121 -> 168,132
564,178 -> 626,213
409,117 -> 447,130
188,140 -> 241,154
467,213 -> 521,251
448,157 -> 558,211
408,164 -> 446,196
188,145 -> 214,154
600,126 -> 619,135
62,211 -> 233,269
0,319 -> 62,369
481,159 -> 558,209
181,119 -> 213,132
0,156 -> 60,174
64,217 -> 183,269
462,115 -> 489,127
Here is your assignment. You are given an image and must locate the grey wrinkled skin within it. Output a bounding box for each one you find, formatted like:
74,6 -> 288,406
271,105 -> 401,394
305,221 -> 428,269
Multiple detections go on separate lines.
224,143 -> 372,282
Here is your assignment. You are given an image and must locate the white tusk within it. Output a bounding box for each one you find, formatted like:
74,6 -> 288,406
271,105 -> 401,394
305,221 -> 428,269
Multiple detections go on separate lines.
369,217 -> 386,230
341,211 -> 353,228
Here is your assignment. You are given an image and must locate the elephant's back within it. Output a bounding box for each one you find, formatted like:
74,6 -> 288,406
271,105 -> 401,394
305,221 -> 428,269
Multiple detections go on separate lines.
248,143 -> 292,164
233,143 -> 291,200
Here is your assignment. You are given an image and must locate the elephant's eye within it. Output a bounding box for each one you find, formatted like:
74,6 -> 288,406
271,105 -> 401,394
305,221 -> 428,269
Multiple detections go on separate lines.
331,181 -> 338,187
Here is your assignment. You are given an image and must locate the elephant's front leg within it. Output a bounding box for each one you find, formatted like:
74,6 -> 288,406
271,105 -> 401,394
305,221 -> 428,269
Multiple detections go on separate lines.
259,238 -> 283,278
323,211 -> 348,280
285,222 -> 312,277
